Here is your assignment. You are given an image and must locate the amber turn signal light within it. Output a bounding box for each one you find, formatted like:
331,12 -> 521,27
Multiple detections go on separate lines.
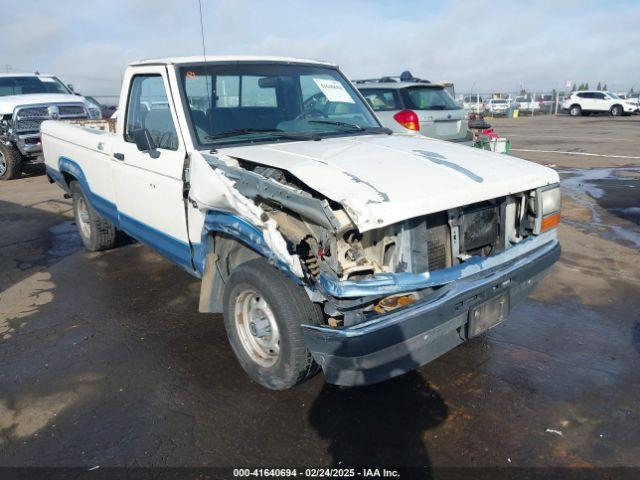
541,212 -> 561,232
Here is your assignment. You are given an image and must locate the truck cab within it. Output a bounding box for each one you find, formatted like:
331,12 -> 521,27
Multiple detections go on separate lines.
42,56 -> 561,389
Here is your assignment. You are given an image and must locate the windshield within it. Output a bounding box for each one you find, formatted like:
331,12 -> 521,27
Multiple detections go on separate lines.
178,63 -> 382,147
401,87 -> 461,110
492,99 -> 508,104
607,92 -> 620,99
0,76 -> 70,97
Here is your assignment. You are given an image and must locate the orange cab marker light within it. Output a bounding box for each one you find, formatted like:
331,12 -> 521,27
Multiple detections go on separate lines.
541,212 -> 561,232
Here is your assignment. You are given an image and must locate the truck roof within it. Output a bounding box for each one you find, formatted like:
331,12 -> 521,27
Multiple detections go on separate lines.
0,73 -> 55,78
129,55 -> 336,67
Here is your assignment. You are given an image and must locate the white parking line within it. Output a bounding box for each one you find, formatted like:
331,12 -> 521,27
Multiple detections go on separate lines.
505,134 -> 635,142
510,148 -> 640,160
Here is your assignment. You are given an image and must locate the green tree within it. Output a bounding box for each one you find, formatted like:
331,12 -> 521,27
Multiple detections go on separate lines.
585,82 -> 589,90
571,83 -> 576,91
602,84 -> 607,91
596,82 -> 602,90
630,87 -> 635,95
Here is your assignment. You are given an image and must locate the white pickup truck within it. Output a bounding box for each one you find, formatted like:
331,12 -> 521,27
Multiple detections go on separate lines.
42,56 -> 561,390
0,73 -> 102,180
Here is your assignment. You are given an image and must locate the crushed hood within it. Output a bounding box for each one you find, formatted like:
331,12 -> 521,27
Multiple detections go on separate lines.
219,134 -> 559,232
0,93 -> 89,114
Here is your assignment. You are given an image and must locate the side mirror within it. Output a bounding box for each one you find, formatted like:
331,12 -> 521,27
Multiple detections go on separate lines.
67,83 -> 75,93
132,129 -> 160,158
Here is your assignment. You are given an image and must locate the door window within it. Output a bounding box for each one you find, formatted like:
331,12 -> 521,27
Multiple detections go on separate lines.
360,89 -> 399,111
125,75 -> 179,151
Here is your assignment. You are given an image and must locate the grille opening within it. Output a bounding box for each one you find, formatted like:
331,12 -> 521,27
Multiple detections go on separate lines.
459,201 -> 499,254
426,211 -> 451,271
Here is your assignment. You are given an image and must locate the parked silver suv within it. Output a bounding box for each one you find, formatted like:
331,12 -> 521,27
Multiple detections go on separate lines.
355,72 -> 470,144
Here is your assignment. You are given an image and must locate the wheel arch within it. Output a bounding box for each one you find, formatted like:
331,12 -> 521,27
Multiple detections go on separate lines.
610,103 -> 624,114
196,211 -> 305,314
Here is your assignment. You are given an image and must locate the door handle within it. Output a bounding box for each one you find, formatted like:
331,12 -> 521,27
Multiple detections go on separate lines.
113,153 -> 125,161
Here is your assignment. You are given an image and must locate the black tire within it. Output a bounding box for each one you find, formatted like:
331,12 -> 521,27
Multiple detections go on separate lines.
569,105 -> 581,117
0,143 -> 23,180
223,258 -> 323,390
70,180 -> 116,251
610,105 -> 623,117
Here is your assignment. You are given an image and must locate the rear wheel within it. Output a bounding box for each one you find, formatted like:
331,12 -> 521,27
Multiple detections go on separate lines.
569,105 -> 581,117
70,180 -> 116,251
223,258 -> 323,390
0,143 -> 23,180
610,105 -> 623,117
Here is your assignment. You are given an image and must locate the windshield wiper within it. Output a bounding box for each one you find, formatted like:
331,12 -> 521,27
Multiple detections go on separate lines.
205,128 -> 320,141
307,120 -> 392,135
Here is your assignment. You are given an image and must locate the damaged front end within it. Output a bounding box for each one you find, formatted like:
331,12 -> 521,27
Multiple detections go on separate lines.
192,150 -> 560,322
189,150 -> 561,385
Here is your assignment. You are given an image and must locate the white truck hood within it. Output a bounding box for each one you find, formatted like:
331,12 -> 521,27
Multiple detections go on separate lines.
0,93 -> 87,114
219,134 -> 559,232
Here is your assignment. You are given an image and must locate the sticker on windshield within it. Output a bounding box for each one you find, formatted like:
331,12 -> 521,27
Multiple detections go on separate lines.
40,77 -> 56,83
313,78 -> 355,103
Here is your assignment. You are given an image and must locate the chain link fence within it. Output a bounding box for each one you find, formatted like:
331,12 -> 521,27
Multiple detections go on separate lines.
456,91 -> 567,117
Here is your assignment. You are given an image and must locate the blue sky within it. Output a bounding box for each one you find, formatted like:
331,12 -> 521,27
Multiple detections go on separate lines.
3,0 -> 639,97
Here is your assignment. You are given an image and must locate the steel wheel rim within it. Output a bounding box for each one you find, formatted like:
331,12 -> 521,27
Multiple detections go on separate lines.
0,151 -> 6,176
76,196 -> 92,239
234,289 -> 280,367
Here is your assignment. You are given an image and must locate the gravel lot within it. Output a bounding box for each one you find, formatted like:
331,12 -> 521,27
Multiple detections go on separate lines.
1,115 -> 639,470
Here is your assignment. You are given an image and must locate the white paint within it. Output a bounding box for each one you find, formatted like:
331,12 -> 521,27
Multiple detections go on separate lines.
189,152 -> 304,277
511,148 -> 640,160
131,55 -> 334,67
0,93 -> 92,115
221,135 -> 559,232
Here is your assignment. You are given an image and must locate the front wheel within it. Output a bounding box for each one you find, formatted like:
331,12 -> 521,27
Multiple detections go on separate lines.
0,143 -> 23,180
70,180 -> 116,251
223,258 -> 323,390
610,105 -> 623,117
569,105 -> 581,117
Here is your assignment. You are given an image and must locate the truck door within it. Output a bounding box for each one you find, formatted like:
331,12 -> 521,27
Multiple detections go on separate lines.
111,67 -> 193,271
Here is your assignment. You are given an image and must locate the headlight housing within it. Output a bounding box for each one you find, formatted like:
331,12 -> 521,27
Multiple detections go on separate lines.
539,186 -> 561,233
88,107 -> 102,119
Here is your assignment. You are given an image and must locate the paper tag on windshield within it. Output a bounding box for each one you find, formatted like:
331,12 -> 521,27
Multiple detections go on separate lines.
313,78 -> 355,103
40,77 -> 56,83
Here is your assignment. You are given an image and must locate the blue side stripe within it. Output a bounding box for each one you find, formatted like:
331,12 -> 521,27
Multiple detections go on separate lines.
58,156 -> 119,225
55,156 -> 195,274
119,212 -> 193,270
194,211 -> 302,285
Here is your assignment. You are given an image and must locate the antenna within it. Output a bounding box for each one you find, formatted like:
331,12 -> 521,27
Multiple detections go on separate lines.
198,0 -> 207,61
197,0 -> 213,135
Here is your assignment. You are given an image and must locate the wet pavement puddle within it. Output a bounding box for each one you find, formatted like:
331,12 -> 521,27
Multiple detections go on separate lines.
560,166 -> 640,248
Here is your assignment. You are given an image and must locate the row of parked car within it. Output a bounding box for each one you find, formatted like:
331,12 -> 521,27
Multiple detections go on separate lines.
462,91 -> 640,117
462,95 -> 551,115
